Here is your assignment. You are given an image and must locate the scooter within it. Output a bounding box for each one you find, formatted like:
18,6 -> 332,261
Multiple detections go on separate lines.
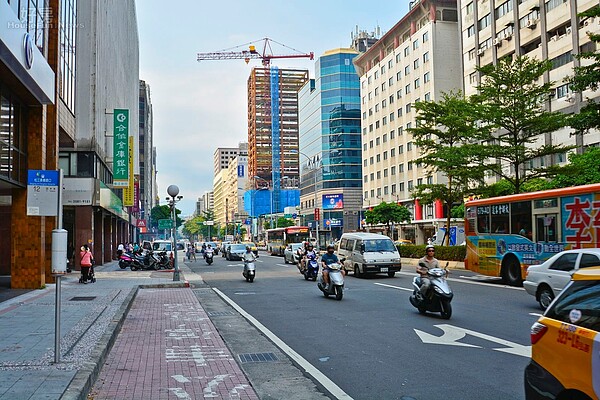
317,262 -> 344,300
304,255 -> 319,281
409,262 -> 453,319
204,249 -> 214,265
119,252 -> 134,269
242,260 -> 255,282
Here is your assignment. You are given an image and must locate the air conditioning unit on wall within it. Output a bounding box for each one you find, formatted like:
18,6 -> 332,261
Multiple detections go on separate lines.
526,19 -> 537,29
476,48 -> 485,56
493,38 -> 502,47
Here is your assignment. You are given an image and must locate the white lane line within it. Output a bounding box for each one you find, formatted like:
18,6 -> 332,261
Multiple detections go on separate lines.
374,282 -> 413,292
212,288 -> 353,400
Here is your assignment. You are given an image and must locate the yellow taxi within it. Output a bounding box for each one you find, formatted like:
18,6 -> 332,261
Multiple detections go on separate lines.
242,242 -> 258,256
524,267 -> 600,400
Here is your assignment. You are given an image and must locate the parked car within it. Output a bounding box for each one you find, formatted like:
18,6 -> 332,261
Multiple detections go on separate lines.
284,243 -> 304,264
226,243 -> 248,261
523,248 -> 600,310
394,239 -> 413,246
524,267 -> 600,400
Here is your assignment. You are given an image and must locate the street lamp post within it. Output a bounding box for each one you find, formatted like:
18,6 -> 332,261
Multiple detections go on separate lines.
295,150 -> 319,249
166,185 -> 183,281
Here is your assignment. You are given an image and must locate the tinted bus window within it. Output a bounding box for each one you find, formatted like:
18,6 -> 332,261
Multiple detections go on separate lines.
511,201 -> 532,238
490,204 -> 509,233
477,206 -> 490,233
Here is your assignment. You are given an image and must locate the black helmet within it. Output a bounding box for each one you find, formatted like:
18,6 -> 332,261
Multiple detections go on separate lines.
246,246 -> 251,251
327,245 -> 335,251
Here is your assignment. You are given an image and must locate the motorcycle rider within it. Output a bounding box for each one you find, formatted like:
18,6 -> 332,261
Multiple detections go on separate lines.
417,245 -> 439,299
298,241 -> 310,271
321,244 -> 343,290
243,245 -> 257,263
204,244 -> 214,260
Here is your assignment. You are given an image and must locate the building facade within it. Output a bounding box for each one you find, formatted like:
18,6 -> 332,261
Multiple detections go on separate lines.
459,0 -> 600,158
60,0 -> 140,268
0,0 -> 58,287
353,0 -> 461,243
138,80 -> 156,233
298,48 -> 363,244
247,67 -> 308,212
213,143 -> 247,176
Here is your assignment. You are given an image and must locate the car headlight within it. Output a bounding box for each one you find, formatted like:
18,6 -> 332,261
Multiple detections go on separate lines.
393,258 -> 401,262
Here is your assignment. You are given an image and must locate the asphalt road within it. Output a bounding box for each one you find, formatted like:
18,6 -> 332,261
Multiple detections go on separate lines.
189,252 -> 538,400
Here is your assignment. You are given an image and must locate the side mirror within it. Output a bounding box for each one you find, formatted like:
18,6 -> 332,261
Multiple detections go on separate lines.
360,243 -> 365,254
418,262 -> 427,268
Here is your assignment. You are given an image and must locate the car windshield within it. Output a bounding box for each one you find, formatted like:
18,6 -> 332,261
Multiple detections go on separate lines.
230,244 -> 247,251
243,242 -> 256,248
364,239 -> 396,252
153,242 -> 172,251
546,280 -> 600,331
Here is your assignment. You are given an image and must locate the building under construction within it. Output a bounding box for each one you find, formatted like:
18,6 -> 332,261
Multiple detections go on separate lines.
247,67 -> 308,213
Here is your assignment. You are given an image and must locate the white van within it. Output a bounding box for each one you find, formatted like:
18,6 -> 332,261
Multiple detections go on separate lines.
337,232 -> 402,278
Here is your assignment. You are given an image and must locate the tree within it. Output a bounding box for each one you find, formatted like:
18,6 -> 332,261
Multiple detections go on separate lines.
547,147 -> 600,188
473,56 -> 570,194
568,6 -> 600,138
150,205 -> 182,230
410,91 -> 491,245
365,202 -> 412,238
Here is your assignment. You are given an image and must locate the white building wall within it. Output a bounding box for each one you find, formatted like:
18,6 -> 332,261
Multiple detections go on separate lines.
75,0 -> 140,164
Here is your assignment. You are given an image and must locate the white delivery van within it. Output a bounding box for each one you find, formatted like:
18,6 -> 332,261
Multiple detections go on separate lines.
337,232 -> 402,278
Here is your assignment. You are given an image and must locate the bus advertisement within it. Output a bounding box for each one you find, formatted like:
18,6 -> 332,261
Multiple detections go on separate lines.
266,226 -> 311,256
465,183 -> 600,286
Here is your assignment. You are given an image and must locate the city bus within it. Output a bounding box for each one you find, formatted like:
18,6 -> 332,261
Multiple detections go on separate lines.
464,183 -> 600,286
266,226 -> 311,256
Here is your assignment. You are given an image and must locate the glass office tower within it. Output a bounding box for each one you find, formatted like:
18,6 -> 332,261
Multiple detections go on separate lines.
298,49 -> 362,244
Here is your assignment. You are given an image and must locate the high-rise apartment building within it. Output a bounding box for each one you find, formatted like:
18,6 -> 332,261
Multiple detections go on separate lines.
247,67 -> 308,212
459,0 -> 600,154
298,49 -> 363,242
213,143 -> 248,176
354,0 -> 461,243
139,80 -> 156,231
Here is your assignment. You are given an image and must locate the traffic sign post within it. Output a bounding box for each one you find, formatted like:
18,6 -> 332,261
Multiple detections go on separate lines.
158,219 -> 172,230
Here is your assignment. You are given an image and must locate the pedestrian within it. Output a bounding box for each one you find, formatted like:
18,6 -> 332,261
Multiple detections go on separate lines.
117,242 -> 124,257
80,244 -> 94,284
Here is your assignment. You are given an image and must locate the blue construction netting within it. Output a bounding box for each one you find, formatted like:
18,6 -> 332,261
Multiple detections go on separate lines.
270,66 -> 281,215
244,189 -> 299,216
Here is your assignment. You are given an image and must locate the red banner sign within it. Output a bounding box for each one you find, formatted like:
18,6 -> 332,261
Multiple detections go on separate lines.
314,208 -> 320,221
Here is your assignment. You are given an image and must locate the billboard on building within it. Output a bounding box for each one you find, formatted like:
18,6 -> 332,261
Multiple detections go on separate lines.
322,194 -> 343,210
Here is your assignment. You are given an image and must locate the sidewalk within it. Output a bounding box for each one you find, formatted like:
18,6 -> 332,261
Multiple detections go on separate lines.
0,262 -> 181,400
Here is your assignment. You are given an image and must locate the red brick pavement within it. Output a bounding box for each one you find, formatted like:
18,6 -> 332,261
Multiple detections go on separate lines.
90,288 -> 259,399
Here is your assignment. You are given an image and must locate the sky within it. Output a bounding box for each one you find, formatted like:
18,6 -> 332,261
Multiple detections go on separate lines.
136,0 -> 413,216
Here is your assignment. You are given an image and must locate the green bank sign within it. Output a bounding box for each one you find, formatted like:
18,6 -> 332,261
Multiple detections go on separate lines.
113,109 -> 129,186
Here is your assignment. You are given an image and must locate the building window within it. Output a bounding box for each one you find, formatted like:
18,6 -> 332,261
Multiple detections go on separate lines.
414,78 -> 420,89
405,65 -> 411,76
495,0 -> 513,18
406,103 -> 412,113
398,127 -> 403,135
555,83 -> 570,98
388,59 -> 393,68
0,91 -> 26,184
466,2 -> 473,14
370,173 -> 375,180
414,59 -> 420,69
376,120 -> 380,129
408,180 -> 414,190
423,31 -> 429,42
376,137 -> 381,146
384,185 -> 389,195
397,108 -> 403,117
407,142 -> 413,151
370,140 -> 374,148
413,39 -> 419,50
390,129 -> 395,139
405,84 -> 411,94
370,157 -> 374,165
389,77 -> 394,87
382,99 -> 387,108
478,14 -> 491,31
390,94 -> 394,104
375,104 -> 379,112
383,151 -> 388,160
383,133 -> 388,143
417,178 -> 423,186
399,182 -> 405,191
363,111 -> 366,119
423,52 -> 429,63
390,112 -> 395,122
397,89 -> 402,99
376,154 -> 381,163
391,148 -> 395,157
399,163 -> 404,172
424,72 -> 430,83
364,175 -> 368,183
399,145 -> 404,154
391,167 -> 396,176
427,176 -> 433,184
363,143 -> 367,151
396,53 -> 401,63
467,25 -> 475,37
404,47 -> 410,56
424,92 -> 431,101
377,187 -> 382,197
408,161 -> 413,170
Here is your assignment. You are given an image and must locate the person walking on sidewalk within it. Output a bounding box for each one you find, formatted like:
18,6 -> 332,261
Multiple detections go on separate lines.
80,244 -> 94,284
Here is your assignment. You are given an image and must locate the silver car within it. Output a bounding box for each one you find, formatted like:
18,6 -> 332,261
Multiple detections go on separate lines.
523,248 -> 600,310
284,243 -> 304,264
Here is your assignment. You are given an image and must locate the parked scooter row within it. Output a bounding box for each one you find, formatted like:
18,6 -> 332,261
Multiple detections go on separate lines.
118,250 -> 171,271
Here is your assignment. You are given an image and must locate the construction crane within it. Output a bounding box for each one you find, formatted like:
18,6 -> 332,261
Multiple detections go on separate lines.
197,38 -> 313,220
196,37 -> 314,66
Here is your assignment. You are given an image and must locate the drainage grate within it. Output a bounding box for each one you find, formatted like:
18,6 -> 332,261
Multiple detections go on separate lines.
69,296 -> 97,301
207,311 -> 236,317
238,352 -> 279,363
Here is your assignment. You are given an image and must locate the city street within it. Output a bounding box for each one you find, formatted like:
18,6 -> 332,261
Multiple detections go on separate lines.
188,252 -> 537,400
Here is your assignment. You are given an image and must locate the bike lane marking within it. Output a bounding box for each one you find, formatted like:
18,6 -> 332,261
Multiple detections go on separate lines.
213,287 -> 354,400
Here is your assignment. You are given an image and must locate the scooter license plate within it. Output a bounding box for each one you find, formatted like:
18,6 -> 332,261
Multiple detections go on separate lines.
380,267 -> 388,272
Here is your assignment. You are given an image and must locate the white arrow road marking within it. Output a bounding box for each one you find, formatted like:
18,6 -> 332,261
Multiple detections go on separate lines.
415,324 -> 531,357
171,375 -> 191,383
414,325 -> 481,348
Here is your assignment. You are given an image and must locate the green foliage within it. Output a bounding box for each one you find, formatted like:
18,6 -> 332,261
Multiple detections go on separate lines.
150,205 -> 182,230
450,203 -> 464,219
398,244 -> 466,262
547,147 -> 600,188
568,6 -> 600,135
365,202 -> 411,237
410,91 -> 489,244
276,217 -> 295,228
473,56 -> 570,193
